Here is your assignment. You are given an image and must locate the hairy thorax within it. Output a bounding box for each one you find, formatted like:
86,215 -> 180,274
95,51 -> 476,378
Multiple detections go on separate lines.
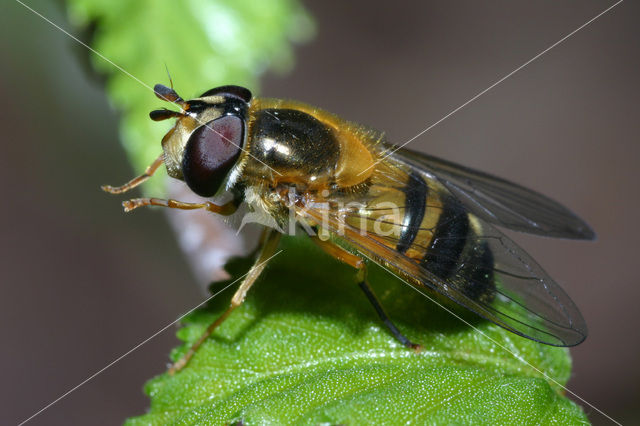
232,98 -> 379,194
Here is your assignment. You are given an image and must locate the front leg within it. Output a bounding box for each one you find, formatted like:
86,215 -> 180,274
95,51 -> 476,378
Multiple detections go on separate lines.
101,153 -> 165,194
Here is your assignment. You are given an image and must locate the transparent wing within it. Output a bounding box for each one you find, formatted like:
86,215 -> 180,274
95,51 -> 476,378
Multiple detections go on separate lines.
416,223 -> 588,346
388,145 -> 595,240
298,184 -> 587,346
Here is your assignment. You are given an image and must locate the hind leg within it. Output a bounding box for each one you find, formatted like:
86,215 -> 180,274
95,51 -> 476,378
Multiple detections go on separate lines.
311,237 -> 420,350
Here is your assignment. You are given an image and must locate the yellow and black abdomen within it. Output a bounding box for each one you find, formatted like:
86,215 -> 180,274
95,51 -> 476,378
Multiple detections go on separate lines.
352,166 -> 496,303
399,171 -> 495,303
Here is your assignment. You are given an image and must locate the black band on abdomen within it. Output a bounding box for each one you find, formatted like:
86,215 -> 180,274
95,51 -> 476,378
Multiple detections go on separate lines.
421,197 -> 470,279
396,172 -> 428,253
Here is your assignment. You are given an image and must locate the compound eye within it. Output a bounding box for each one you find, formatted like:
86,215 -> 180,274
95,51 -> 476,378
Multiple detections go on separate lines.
199,85 -> 252,103
182,115 -> 244,197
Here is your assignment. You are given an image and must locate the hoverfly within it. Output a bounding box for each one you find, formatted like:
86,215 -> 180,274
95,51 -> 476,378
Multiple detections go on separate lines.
103,84 -> 594,373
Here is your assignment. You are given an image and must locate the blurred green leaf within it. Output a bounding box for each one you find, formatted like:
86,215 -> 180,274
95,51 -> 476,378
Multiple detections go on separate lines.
126,236 -> 588,425
66,0 -> 313,194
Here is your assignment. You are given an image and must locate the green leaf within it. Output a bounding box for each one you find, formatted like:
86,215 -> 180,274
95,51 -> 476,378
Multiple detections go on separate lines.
126,236 -> 588,425
65,0 -> 314,194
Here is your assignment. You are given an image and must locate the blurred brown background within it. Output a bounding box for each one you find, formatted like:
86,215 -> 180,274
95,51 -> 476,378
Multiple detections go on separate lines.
1,1 -> 638,424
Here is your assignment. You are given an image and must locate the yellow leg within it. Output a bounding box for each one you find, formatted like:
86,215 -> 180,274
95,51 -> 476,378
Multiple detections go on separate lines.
122,197 -> 238,216
311,236 -> 366,281
169,229 -> 282,374
311,237 -> 421,351
102,153 -> 165,194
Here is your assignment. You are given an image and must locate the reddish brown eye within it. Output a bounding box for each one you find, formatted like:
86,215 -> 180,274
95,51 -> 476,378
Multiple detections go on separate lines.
182,115 -> 244,197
